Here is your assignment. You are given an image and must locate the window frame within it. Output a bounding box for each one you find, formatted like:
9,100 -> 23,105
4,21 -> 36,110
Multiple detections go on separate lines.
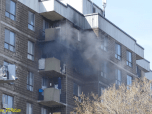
101,37 -> 108,51
28,11 -> 35,31
115,43 -> 121,60
27,72 -> 34,91
126,50 -> 132,67
4,29 -> 16,52
41,107 -> 47,114
127,75 -> 132,89
2,94 -> 14,114
115,69 -> 121,85
27,40 -> 34,61
5,0 -> 16,21
26,102 -> 33,114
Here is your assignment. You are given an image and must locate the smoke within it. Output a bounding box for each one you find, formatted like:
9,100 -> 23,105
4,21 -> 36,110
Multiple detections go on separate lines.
40,20 -> 126,81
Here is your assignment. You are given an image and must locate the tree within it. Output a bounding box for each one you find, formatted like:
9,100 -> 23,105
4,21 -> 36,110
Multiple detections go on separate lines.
73,78 -> 152,114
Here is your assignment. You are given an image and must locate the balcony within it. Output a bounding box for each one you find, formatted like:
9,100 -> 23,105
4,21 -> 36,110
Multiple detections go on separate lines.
38,87 -> 66,108
136,59 -> 150,72
38,58 -> 66,78
0,65 -> 18,83
39,0 -> 84,28
84,13 -> 144,60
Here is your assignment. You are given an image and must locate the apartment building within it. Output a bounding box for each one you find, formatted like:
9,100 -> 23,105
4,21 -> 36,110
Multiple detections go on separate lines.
0,0 -> 151,114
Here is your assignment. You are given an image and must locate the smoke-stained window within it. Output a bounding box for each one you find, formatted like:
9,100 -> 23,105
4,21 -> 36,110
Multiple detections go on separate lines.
126,51 -> 132,67
2,94 -> 13,114
101,37 -> 107,51
26,103 -> 33,114
115,43 -> 121,60
5,0 -> 16,20
115,69 -> 121,85
127,75 -> 132,89
27,72 -> 34,91
101,62 -> 107,78
28,11 -> 35,31
4,29 -> 15,52
27,41 -> 34,61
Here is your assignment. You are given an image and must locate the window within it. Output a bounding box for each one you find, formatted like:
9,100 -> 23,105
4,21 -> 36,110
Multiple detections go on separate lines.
101,87 -> 104,96
41,107 -> 47,114
115,43 -> 121,60
27,72 -> 34,91
4,29 -> 15,52
42,77 -> 47,88
127,75 -> 132,89
136,66 -> 141,78
28,11 -> 35,31
101,37 -> 107,51
5,0 -> 16,20
26,103 -> 33,114
101,62 -> 107,78
115,69 -> 121,85
126,51 -> 132,67
93,7 -> 96,13
2,94 -> 13,114
43,20 -> 50,36
73,83 -> 81,96
27,41 -> 34,60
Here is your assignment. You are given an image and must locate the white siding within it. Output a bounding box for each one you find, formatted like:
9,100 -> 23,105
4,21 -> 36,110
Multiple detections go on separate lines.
18,0 -> 39,12
146,71 -> 152,80
136,59 -> 150,72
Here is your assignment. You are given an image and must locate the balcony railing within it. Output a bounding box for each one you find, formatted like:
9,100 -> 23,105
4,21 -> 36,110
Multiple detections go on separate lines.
38,87 -> 66,108
136,59 -> 150,72
38,57 -> 66,78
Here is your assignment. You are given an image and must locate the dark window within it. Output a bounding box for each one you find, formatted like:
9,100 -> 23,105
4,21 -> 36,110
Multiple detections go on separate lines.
4,29 -> 15,52
136,66 -> 141,78
73,83 -> 78,96
2,94 -> 13,114
126,51 -> 132,67
115,43 -> 121,60
28,11 -> 35,31
5,0 -> 16,20
93,7 -> 96,13
27,72 -> 34,91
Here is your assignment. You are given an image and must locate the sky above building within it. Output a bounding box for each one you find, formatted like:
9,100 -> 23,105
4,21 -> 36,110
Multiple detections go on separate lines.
93,0 -> 152,70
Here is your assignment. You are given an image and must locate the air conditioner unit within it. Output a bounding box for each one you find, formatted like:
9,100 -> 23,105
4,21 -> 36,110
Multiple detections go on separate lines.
0,66 -> 8,80
2,103 -> 8,109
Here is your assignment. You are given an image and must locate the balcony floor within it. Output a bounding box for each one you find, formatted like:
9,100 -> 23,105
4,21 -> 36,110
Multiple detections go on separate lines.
39,70 -> 66,78
38,100 -> 66,108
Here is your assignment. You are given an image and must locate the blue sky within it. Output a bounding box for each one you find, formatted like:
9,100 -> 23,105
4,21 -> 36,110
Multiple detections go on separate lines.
93,0 -> 152,70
